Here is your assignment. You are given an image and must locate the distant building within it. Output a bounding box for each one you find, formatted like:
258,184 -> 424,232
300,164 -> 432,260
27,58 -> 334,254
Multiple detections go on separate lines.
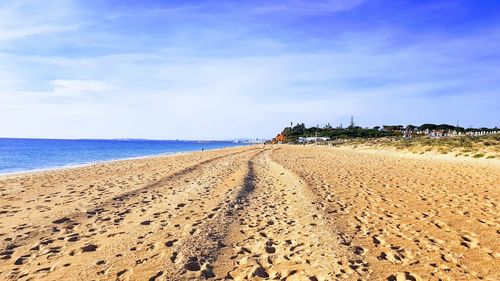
298,136 -> 330,143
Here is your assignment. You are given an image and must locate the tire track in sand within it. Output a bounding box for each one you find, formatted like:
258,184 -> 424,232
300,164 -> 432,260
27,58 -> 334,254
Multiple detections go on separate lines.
0,148 -> 262,281
2,146 -> 370,280
165,149 -> 267,280
0,148 -> 260,260
212,149 -> 359,280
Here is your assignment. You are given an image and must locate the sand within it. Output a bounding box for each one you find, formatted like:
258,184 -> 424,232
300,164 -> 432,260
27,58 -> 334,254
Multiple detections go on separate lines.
0,145 -> 498,280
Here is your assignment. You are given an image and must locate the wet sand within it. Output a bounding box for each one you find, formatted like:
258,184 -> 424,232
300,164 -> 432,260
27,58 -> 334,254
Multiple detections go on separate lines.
0,145 -> 498,280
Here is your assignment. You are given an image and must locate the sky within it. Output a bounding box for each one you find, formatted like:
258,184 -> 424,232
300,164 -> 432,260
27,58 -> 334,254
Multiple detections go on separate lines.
1,0 -> 499,140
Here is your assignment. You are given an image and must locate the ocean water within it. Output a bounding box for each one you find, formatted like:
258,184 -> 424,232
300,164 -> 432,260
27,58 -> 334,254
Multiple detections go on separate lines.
0,138 -> 245,174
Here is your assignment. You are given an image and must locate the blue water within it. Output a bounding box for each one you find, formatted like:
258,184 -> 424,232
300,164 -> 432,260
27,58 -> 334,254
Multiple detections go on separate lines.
0,138 -> 245,174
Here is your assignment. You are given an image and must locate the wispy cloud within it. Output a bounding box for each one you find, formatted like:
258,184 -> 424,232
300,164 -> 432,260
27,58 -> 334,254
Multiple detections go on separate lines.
0,0 -> 80,42
250,0 -> 368,14
0,0 -> 499,139
51,79 -> 112,97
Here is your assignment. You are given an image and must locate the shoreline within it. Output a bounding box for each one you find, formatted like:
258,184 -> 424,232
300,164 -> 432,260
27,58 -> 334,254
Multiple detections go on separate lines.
0,145 -> 498,280
0,144 -> 251,178
3,142 -> 496,178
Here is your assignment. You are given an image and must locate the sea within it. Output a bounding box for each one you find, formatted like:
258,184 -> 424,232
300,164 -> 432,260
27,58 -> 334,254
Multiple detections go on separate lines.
0,138 -> 246,175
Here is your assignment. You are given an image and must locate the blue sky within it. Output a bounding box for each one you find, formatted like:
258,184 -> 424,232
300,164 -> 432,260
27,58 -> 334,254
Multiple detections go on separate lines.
1,0 -> 499,139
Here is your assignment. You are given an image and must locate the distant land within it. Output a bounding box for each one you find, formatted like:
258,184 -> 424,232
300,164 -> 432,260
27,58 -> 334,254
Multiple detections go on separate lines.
272,122 -> 499,143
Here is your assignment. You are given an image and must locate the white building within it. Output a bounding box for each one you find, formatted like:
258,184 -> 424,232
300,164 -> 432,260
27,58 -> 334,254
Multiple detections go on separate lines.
298,137 -> 330,143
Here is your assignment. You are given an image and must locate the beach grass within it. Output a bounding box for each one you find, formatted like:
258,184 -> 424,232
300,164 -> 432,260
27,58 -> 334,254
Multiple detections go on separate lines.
337,134 -> 500,159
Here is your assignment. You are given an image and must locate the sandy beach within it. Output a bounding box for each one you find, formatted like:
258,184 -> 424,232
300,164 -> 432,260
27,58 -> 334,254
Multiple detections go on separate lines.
0,145 -> 498,280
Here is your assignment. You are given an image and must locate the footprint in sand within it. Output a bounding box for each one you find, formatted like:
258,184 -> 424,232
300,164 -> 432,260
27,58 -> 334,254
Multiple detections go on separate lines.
387,271 -> 423,281
80,244 -> 98,253
460,233 -> 479,249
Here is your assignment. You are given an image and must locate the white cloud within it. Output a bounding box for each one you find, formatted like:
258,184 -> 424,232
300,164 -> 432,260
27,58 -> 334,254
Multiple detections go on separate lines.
51,79 -> 112,97
0,0 -> 79,42
0,0 -> 499,139
251,0 -> 368,14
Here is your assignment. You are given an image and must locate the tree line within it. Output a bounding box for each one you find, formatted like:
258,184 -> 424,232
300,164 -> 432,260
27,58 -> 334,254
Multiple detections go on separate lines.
279,122 -> 499,142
